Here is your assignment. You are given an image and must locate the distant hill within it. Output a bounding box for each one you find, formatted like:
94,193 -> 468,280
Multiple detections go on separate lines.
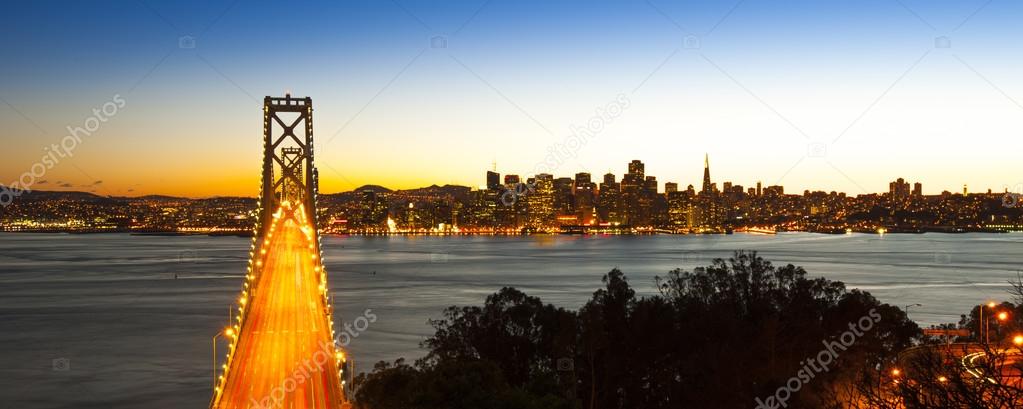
0,184 -> 474,203
398,184 -> 471,198
132,194 -> 187,201
0,187 -> 108,202
351,184 -> 393,193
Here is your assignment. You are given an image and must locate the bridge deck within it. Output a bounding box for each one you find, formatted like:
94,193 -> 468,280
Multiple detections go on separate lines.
212,205 -> 344,409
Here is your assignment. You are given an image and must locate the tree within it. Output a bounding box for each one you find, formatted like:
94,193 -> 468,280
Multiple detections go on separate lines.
354,251 -> 922,409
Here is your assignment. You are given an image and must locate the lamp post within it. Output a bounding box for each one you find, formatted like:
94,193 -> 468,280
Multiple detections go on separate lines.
212,327 -> 235,388
996,311 -> 1009,344
904,303 -> 922,321
981,301 -> 996,344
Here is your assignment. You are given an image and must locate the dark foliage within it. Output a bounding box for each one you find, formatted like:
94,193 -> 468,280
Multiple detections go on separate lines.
353,251 -> 922,409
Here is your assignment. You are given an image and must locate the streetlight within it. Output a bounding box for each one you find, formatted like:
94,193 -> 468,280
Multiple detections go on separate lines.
904,303 -> 922,321
212,327 -> 235,388
1014,334 -> 1023,347
990,310 -> 1011,344
980,302 -> 997,344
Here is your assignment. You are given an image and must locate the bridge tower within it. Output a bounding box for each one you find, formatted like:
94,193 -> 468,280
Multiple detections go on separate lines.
210,95 -> 348,409
259,94 -> 319,235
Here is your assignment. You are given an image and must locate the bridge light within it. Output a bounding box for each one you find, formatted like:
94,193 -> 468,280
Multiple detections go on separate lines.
225,327 -> 234,337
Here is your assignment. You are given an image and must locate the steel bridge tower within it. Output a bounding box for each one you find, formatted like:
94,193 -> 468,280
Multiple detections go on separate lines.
210,95 -> 349,409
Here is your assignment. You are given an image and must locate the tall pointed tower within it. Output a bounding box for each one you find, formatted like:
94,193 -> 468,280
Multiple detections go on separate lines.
701,153 -> 712,194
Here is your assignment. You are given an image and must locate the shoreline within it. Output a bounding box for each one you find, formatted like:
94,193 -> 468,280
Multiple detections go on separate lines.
0,229 -> 1014,236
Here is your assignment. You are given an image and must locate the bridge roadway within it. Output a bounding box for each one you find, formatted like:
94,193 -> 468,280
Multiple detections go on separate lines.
212,203 -> 344,409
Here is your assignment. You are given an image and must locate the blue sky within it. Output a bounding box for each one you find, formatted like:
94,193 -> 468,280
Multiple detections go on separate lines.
1,0 -> 1022,196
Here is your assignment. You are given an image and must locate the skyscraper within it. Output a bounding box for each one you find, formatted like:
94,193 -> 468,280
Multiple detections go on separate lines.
526,174 -> 555,229
575,172 -> 592,188
574,173 -> 595,225
486,171 -> 500,190
554,177 -> 575,217
621,161 -> 645,225
598,173 -> 620,224
889,178 -> 910,200
644,176 -> 658,194
702,154 -> 713,195
628,160 -> 645,179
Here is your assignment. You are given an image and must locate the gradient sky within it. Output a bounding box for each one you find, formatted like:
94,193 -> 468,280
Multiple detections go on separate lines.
2,0 -> 1022,197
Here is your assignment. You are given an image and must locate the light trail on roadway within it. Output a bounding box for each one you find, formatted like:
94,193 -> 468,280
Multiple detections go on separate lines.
211,202 -> 346,409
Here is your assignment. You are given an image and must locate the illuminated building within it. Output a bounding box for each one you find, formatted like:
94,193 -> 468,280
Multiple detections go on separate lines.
702,153 -> 713,195
486,171 -> 501,191
525,174 -> 555,229
597,173 -> 621,224
575,173 -> 595,225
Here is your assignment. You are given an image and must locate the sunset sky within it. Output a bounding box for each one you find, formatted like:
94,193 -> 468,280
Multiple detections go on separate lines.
2,0 -> 1022,197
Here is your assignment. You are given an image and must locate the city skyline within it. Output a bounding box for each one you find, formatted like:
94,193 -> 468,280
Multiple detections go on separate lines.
3,1 -> 1023,197
5,152 -> 1021,235
4,154 -> 1016,200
